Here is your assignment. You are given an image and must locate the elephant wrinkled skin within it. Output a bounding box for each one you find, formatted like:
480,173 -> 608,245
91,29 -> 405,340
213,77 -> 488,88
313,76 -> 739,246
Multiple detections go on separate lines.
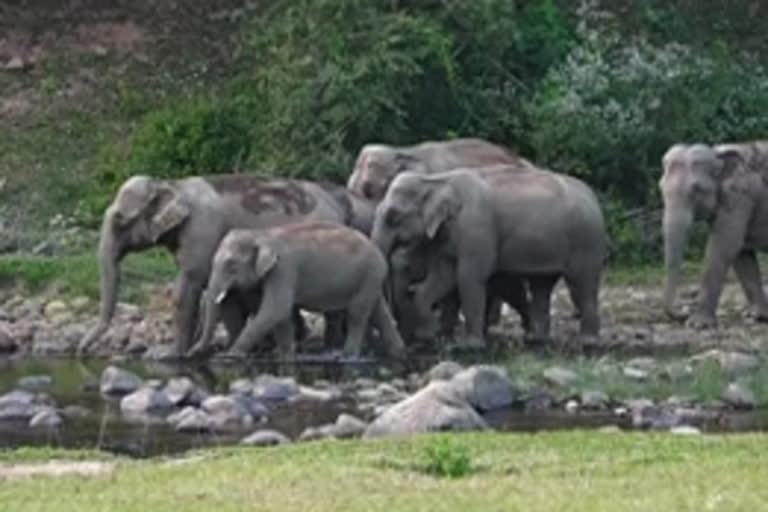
80,174 -> 368,357
660,142 -> 768,328
372,165 -> 608,348
188,222 -> 406,361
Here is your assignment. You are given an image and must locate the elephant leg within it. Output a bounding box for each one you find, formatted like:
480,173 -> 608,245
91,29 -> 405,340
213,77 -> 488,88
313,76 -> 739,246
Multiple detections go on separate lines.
323,311 -> 346,349
219,293 -> 247,346
342,295 -> 378,358
438,291 -> 461,337
456,265 -> 488,350
174,273 -> 205,356
293,307 -> 309,342
564,271 -> 600,340
489,274 -> 531,333
227,281 -> 293,358
411,259 -> 457,340
485,295 -> 503,326
732,250 -> 768,321
369,296 -> 406,359
689,210 -> 750,329
272,316 -> 297,362
527,274 -> 559,343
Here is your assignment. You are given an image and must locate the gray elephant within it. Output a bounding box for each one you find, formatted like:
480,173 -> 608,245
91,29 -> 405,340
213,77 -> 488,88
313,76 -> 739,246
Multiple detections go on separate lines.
188,222 -> 406,360
660,142 -> 768,328
371,165 -> 607,348
79,174 -> 366,357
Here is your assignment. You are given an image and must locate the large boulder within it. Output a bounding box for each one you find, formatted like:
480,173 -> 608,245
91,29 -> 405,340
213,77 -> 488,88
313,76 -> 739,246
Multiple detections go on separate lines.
253,375 -> 299,402
120,387 -> 174,415
363,381 -> 489,439
100,365 -> 142,395
447,365 -> 518,412
0,390 -> 48,420
163,377 -> 208,406
201,395 -> 258,429
169,407 -> 214,433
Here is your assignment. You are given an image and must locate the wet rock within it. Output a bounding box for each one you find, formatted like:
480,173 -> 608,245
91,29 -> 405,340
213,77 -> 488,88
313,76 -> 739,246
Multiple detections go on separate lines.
43,300 -> 69,320
428,361 -> 464,382
17,375 -> 52,390
0,324 -> 16,352
29,408 -> 62,428
62,405 -> 91,419
299,424 -> 337,442
670,425 -> 701,435
100,365 -> 142,395
580,390 -> 609,410
0,390 -> 47,420
543,366 -> 579,388
120,387 -> 173,415
172,407 -> 214,433
363,381 -> 489,438
164,377 -> 208,406
253,375 -> 299,402
524,389 -> 556,411
333,413 -> 368,439
141,344 -> 179,361
722,382 -> 756,409
231,393 -> 268,420
691,350 -> 760,376
229,378 -> 254,395
240,429 -> 291,446
448,365 -> 518,412
201,395 -> 255,428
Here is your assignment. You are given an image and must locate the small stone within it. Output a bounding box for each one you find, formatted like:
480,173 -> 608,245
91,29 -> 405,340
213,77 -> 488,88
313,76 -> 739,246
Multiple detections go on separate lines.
164,377 -> 207,406
240,429 -> 291,446
428,361 -> 464,382
623,366 -> 649,381
670,425 -> 701,435
565,399 -> 580,413
229,378 -> 254,395
543,366 -> 579,388
580,390 -> 609,410
100,366 -> 142,395
333,413 -> 367,439
722,382 -> 756,409
29,408 -> 62,428
17,375 -> 52,390
120,387 -> 173,414
43,300 -> 69,320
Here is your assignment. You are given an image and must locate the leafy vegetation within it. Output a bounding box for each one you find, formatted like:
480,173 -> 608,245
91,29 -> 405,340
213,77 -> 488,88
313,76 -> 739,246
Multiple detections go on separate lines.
1,433 -> 767,511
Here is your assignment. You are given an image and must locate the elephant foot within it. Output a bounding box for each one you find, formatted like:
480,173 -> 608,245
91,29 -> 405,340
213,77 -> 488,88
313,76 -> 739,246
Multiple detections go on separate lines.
685,312 -> 717,330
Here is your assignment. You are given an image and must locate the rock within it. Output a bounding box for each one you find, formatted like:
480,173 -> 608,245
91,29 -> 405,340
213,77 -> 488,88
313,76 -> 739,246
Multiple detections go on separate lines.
448,365 -> 518,412
354,377 -> 379,390
49,312 -> 75,326
0,325 -> 17,353
100,366 -> 142,395
691,350 -> 760,376
631,405 -> 680,430
660,363 -> 693,382
240,429 -> 291,446
580,390 -> 609,410
625,357 -> 656,373
299,424 -> 337,442
428,361 -> 464,382
229,378 -> 254,395
145,379 -> 165,390
70,296 -> 90,313
722,382 -> 756,409
231,393 -> 268,420
0,308 -> 9,321
296,386 -> 341,403
4,56 -> 25,70
524,389 -> 556,411
201,395 -> 255,428
543,366 -> 579,388
163,377 -> 207,406
0,390 -> 47,420
623,366 -> 649,381
253,375 -> 299,401
363,381 -> 489,438
356,388 -> 381,403
170,407 -> 214,433
141,344 -> 179,361
29,408 -> 62,428
43,300 -> 68,319
565,399 -> 580,413
120,387 -> 173,415
333,413 -> 368,439
670,425 -> 701,435
17,375 -> 52,390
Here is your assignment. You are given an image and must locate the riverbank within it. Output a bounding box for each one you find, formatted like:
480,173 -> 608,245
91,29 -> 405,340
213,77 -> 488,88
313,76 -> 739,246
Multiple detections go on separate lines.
2,432 -> 767,511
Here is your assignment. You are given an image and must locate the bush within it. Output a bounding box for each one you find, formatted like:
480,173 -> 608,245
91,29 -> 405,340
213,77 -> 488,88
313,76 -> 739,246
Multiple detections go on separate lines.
424,438 -> 472,478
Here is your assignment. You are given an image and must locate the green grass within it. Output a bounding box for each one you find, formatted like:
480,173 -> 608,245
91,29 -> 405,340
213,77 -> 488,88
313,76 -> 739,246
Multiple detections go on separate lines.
0,446 -> 113,464
0,433 -> 767,510
505,353 -> 768,406
0,250 -> 176,302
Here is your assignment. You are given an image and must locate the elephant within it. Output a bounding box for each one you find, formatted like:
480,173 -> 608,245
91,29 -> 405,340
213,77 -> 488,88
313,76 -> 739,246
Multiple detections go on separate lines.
371,165 -> 608,349
79,174 -> 369,358
660,142 -> 768,328
187,222 -> 406,360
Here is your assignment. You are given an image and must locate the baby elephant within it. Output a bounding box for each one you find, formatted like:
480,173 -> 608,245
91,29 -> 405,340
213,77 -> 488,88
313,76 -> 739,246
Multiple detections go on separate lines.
187,222 -> 406,361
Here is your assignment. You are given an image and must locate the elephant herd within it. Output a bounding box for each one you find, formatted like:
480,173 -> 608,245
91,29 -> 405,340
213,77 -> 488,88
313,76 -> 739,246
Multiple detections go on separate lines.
74,137 -> 768,361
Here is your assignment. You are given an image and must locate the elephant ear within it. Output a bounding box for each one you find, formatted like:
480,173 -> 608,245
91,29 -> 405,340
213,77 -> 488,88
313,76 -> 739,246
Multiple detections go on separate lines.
253,244 -> 278,282
149,186 -> 190,242
113,176 -> 155,226
423,184 -> 459,239
714,145 -> 745,180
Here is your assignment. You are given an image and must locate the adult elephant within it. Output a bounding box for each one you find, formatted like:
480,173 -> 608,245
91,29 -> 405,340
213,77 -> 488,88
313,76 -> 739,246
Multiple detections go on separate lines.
78,174 -> 367,357
660,142 -> 768,328
371,165 -> 608,349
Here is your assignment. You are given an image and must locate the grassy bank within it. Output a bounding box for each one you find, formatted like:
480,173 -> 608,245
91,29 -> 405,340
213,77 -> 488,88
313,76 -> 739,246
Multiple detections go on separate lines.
1,432 -> 767,510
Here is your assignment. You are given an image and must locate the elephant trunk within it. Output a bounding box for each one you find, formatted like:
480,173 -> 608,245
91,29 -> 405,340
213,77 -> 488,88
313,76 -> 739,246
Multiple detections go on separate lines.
371,219 -> 395,259
662,206 -> 693,319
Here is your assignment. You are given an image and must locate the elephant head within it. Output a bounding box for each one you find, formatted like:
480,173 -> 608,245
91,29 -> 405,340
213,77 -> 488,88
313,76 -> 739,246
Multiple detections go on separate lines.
80,176 -> 191,352
208,231 -> 278,306
659,143 -> 743,317
347,145 -> 428,202
371,173 -> 460,258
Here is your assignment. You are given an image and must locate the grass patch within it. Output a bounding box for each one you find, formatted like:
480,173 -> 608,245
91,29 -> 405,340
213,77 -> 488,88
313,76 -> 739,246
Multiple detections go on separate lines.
0,250 -> 176,302
0,433 -> 767,510
423,438 -> 473,478
0,446 -> 115,464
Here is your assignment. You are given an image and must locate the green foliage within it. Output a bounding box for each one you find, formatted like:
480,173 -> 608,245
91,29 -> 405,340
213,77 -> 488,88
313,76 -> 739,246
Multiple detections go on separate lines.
424,438 -> 472,478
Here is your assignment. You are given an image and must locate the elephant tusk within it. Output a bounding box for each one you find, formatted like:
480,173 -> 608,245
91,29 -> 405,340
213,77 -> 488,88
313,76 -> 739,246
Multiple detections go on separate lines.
214,290 -> 228,304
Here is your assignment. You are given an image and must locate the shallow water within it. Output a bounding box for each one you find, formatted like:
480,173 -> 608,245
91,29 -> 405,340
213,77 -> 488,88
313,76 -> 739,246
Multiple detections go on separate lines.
0,357 -> 766,458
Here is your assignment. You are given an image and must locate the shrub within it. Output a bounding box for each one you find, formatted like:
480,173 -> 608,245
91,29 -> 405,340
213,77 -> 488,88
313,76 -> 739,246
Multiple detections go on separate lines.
424,438 -> 472,478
